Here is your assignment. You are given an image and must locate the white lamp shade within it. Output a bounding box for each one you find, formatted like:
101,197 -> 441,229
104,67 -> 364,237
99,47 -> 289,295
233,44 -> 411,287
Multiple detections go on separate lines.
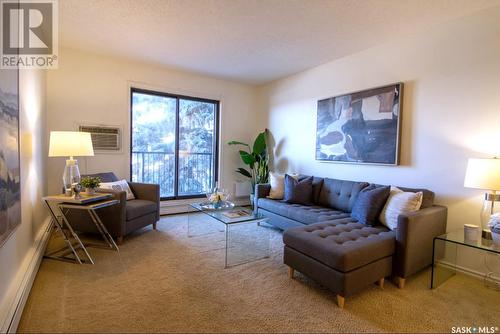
48,131 -> 94,157
464,158 -> 500,190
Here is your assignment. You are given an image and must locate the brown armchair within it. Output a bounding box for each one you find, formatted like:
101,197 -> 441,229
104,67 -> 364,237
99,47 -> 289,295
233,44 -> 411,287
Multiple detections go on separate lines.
66,172 -> 160,244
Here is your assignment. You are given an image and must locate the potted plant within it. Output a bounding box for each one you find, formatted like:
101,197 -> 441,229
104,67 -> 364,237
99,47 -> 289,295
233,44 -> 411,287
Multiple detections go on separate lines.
80,176 -> 101,195
228,129 -> 270,206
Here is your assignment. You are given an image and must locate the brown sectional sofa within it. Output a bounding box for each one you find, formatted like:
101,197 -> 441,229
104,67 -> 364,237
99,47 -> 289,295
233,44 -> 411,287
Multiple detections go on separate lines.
255,176 -> 447,308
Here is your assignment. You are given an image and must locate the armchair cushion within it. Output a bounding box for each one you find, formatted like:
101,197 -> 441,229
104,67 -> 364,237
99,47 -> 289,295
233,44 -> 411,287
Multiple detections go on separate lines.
126,199 -> 158,221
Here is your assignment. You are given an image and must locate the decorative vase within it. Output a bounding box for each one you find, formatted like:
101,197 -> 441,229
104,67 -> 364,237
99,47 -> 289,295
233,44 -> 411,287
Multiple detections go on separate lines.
206,182 -> 230,209
85,188 -> 96,196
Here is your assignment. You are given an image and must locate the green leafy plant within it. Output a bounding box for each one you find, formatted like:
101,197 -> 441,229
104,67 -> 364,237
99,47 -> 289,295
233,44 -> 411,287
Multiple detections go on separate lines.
80,176 -> 101,189
228,129 -> 269,192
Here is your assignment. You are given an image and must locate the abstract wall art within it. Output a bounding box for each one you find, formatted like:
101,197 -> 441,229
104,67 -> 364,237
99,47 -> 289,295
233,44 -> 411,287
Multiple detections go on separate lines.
316,83 -> 403,165
0,68 -> 20,247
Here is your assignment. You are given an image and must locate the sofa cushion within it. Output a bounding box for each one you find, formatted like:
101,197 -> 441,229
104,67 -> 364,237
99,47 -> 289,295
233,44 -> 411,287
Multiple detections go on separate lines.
287,206 -> 350,225
258,198 -> 290,217
284,175 -> 313,205
318,178 -> 369,212
258,198 -> 349,225
351,185 -> 390,226
283,219 -> 395,272
126,199 -> 157,221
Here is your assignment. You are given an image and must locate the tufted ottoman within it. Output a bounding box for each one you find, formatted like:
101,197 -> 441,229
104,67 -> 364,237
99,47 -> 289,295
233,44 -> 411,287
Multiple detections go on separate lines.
283,218 -> 395,308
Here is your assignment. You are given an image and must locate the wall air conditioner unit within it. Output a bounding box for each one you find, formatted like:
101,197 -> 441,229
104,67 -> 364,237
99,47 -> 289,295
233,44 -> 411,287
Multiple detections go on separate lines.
78,125 -> 122,153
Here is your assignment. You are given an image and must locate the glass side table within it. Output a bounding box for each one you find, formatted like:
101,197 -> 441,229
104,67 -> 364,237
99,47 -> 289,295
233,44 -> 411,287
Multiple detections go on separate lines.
43,194 -> 120,264
431,229 -> 500,289
188,203 -> 270,268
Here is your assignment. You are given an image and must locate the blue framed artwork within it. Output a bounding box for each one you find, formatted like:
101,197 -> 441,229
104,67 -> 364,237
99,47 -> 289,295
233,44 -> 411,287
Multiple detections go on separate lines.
0,68 -> 20,247
316,83 -> 403,165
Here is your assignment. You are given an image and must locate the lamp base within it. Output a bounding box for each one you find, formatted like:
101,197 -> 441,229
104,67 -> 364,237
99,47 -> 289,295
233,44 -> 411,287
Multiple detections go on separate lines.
63,158 -> 81,196
485,193 -> 500,202
482,229 -> 493,240
480,191 -> 499,240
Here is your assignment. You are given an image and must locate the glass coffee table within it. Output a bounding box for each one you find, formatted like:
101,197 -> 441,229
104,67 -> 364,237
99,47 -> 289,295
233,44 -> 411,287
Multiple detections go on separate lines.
431,229 -> 500,289
188,202 -> 270,268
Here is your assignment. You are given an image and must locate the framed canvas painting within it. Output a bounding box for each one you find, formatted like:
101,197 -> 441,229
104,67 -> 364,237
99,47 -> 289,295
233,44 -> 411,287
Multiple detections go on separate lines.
0,68 -> 20,247
315,83 -> 403,165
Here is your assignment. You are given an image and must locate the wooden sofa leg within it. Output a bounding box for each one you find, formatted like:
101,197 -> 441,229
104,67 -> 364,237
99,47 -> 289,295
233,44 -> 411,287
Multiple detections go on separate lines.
377,278 -> 385,289
153,222 -> 157,230
117,236 -> 123,245
395,277 -> 405,289
336,295 -> 345,309
288,267 -> 294,279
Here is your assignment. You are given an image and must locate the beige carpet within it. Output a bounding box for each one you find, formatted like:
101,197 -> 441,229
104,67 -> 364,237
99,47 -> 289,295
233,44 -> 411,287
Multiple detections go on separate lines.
19,213 -> 499,333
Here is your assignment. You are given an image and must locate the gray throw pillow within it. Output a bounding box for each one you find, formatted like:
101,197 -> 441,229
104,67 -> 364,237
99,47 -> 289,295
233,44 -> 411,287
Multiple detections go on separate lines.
284,174 -> 313,205
351,185 -> 390,225
298,175 -> 324,203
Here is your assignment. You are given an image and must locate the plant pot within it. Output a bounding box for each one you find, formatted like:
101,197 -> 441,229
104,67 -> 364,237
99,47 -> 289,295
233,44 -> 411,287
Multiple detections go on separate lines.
85,188 -> 96,196
249,193 -> 255,209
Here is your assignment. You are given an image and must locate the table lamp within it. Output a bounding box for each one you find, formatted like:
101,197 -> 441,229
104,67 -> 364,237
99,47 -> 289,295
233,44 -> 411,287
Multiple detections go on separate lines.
49,131 -> 94,195
464,157 -> 500,239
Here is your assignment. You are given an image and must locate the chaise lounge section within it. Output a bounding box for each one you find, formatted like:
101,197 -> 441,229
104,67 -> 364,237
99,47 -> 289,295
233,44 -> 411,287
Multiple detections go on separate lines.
255,176 -> 447,307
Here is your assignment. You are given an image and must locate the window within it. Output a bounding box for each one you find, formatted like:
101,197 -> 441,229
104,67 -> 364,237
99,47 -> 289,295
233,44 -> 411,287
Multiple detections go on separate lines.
131,88 -> 219,199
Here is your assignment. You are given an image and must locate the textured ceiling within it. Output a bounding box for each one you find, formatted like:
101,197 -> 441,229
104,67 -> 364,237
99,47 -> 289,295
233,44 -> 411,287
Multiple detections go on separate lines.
59,0 -> 500,84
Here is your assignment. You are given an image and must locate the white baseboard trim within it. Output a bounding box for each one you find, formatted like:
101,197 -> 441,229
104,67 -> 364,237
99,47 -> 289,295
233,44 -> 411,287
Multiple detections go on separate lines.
160,197 -> 251,215
1,217 -> 52,333
436,259 -> 500,283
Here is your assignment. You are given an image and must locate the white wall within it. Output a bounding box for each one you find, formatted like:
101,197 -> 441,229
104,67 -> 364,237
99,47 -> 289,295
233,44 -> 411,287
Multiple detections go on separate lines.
259,7 -> 500,232
258,7 -> 500,276
46,48 -> 264,197
0,69 -> 48,331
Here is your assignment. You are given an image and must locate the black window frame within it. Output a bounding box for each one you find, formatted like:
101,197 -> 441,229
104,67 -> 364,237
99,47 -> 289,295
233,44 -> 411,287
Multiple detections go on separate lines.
130,87 -> 220,201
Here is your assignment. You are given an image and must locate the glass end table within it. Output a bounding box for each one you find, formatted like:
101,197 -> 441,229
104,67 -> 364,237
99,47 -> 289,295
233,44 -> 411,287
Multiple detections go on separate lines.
43,193 -> 119,264
188,202 -> 270,268
431,229 -> 500,289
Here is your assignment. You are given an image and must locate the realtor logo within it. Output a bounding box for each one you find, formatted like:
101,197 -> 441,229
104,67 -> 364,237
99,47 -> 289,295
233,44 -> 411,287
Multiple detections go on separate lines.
1,0 -> 58,69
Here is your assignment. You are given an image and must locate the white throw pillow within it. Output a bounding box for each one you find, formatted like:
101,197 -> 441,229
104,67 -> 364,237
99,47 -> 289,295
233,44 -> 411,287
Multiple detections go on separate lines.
99,179 -> 135,200
267,172 -> 299,199
268,172 -> 285,199
379,186 -> 423,230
